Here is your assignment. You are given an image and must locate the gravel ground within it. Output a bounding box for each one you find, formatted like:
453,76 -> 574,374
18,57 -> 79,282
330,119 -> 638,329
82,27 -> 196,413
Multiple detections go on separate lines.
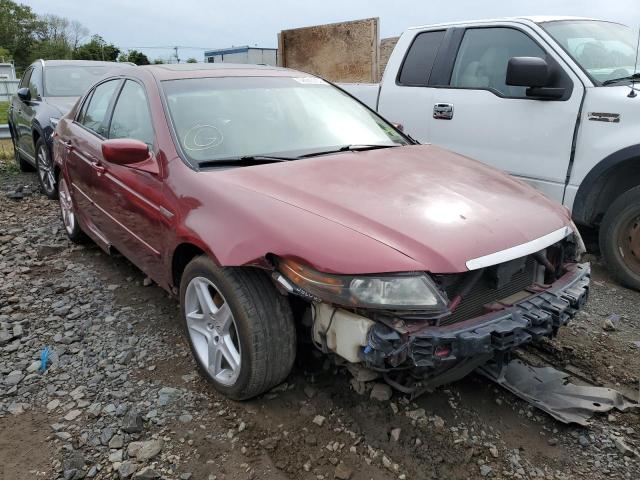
1,160 -> 639,480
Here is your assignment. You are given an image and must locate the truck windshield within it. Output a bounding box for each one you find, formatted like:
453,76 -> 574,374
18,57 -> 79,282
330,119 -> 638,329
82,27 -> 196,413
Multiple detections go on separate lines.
541,20 -> 637,84
161,76 -> 408,165
44,66 -> 110,97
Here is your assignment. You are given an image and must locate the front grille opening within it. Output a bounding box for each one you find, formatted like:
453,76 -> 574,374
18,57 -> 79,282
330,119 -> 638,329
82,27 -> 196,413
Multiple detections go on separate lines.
436,256 -> 537,326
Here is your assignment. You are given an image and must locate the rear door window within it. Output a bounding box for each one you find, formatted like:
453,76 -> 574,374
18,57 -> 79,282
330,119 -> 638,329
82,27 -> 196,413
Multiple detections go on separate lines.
398,30 -> 446,86
79,80 -> 120,136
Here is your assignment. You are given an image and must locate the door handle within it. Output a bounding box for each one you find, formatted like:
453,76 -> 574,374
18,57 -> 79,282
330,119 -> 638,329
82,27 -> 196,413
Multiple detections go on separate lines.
91,161 -> 106,175
433,103 -> 454,120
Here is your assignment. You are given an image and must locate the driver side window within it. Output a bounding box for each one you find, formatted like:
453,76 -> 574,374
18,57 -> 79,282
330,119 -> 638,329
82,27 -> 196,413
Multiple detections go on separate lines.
450,27 -> 546,98
108,80 -> 154,146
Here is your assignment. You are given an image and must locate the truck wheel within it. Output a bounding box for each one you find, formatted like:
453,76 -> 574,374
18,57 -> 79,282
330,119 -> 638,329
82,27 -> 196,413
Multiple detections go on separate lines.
599,186 -> 640,291
36,138 -> 58,199
180,256 -> 296,400
11,131 -> 33,172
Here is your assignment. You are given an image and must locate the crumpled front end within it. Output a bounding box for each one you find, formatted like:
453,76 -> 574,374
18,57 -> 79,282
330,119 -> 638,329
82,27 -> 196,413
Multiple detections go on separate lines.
278,231 -> 590,393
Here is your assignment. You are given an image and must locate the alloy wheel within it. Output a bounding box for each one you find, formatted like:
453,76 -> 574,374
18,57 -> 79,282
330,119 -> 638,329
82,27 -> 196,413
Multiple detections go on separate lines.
58,177 -> 76,235
37,145 -> 56,195
184,277 -> 242,386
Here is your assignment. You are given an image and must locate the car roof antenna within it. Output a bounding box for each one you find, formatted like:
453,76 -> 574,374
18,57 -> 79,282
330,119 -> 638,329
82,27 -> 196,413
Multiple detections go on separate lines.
628,27 -> 639,98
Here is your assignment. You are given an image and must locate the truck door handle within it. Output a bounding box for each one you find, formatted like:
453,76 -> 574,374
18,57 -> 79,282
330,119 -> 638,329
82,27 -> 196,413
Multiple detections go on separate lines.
433,103 -> 454,120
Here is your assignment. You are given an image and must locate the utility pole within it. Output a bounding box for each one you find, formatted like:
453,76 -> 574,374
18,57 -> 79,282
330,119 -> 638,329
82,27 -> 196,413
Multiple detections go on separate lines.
173,46 -> 180,64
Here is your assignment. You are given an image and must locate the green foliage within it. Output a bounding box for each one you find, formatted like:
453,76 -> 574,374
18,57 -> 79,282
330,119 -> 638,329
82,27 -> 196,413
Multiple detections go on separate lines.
152,58 -> 165,65
119,49 -> 150,65
0,46 -> 11,62
73,35 -> 120,61
0,0 -> 39,71
186,57 -> 198,63
0,101 -> 8,123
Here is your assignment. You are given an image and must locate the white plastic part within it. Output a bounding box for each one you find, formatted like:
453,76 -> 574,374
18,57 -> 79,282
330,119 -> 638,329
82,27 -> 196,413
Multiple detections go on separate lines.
312,303 -> 374,363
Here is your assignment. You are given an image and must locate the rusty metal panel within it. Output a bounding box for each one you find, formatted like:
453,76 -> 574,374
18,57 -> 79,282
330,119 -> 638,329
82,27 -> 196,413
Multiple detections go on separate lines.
279,18 -> 379,83
379,37 -> 399,81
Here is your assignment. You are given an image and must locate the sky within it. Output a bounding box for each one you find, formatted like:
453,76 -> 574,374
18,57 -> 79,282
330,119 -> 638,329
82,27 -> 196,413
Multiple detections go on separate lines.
21,0 -> 640,62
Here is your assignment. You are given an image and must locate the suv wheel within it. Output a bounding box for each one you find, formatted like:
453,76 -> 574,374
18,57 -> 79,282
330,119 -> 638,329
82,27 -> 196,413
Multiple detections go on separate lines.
11,131 -> 33,172
180,256 -> 296,400
36,138 -> 57,199
600,186 -> 640,291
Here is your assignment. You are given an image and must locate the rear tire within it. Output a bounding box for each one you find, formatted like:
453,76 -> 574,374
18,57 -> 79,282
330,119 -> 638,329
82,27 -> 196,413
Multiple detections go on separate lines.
599,186 -> 640,291
180,256 -> 296,400
58,172 -> 87,244
36,138 -> 58,199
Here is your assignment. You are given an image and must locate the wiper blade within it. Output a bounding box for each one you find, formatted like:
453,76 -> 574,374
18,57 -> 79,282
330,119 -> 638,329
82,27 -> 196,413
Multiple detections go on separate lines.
197,155 -> 295,168
602,72 -> 640,86
298,144 -> 399,158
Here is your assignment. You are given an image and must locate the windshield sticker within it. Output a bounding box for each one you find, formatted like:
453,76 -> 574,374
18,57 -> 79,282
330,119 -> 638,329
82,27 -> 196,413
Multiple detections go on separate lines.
292,77 -> 326,85
183,125 -> 224,151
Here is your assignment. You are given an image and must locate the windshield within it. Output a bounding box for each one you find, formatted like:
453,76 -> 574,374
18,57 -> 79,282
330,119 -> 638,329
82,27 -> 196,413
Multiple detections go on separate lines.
541,20 -> 637,84
161,76 -> 408,164
44,66 -> 111,97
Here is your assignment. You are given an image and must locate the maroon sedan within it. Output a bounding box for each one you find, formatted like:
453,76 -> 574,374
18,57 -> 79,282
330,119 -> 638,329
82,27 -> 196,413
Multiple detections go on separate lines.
54,64 -> 589,400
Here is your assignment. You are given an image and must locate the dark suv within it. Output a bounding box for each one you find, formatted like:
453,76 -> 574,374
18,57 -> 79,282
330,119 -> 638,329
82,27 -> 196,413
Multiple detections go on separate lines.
8,60 -> 132,198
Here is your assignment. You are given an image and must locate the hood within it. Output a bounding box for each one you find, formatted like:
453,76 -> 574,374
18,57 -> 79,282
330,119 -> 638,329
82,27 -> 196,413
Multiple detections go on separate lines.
215,145 -> 572,273
45,96 -> 79,116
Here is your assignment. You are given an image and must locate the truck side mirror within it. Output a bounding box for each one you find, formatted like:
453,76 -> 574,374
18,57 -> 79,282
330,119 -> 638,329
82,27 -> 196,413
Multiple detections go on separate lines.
17,87 -> 31,103
506,57 -> 565,100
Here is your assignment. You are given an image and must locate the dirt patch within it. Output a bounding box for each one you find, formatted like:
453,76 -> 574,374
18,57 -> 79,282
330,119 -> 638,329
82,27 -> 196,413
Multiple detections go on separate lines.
0,412 -> 55,479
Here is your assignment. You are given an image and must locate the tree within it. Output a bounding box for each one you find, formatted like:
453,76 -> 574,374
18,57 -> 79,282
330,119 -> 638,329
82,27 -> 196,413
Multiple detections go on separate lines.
186,57 -> 197,63
119,49 -> 150,65
152,58 -> 165,64
0,0 -> 39,71
0,46 -> 11,62
73,35 -> 119,61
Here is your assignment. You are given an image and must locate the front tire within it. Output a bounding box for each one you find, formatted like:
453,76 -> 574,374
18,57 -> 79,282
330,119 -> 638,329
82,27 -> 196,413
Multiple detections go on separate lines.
36,138 -> 58,199
180,256 -> 296,400
600,186 -> 640,291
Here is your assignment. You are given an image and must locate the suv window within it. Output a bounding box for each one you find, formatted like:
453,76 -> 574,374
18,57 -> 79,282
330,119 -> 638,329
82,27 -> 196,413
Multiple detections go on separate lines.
80,80 -> 120,136
450,27 -> 546,97
398,30 -> 446,86
29,64 -> 42,99
108,80 -> 154,146
19,68 -> 32,89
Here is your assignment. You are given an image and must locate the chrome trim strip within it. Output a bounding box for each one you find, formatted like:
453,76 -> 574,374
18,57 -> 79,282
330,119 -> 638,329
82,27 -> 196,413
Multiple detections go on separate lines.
465,226 -> 572,271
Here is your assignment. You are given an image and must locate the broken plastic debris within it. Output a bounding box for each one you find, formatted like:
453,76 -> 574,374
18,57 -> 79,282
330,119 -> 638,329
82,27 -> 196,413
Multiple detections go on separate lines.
478,359 -> 637,426
39,346 -> 51,373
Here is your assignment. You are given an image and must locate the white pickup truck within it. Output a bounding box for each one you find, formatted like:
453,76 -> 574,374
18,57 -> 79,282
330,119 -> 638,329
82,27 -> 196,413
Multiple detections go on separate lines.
342,16 -> 640,290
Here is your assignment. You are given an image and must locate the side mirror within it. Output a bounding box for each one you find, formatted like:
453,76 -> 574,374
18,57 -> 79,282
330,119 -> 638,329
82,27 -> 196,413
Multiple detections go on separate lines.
506,57 -> 550,87
17,87 -> 31,102
102,139 -> 151,166
506,57 -> 565,100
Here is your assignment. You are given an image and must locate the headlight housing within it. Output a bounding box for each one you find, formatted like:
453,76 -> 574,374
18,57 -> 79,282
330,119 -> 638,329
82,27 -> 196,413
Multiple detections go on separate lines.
50,118 -> 60,134
278,258 -> 448,312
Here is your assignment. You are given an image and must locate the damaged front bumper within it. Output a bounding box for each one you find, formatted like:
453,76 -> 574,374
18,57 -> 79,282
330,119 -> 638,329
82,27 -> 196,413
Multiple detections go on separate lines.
406,262 -> 590,369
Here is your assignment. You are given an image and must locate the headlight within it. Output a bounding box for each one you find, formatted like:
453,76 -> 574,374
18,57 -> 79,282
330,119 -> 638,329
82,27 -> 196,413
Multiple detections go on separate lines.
278,258 -> 448,311
50,117 -> 60,129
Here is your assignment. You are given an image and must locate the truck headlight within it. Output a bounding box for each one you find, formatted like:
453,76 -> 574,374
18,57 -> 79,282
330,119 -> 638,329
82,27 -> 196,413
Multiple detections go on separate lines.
278,258 -> 448,311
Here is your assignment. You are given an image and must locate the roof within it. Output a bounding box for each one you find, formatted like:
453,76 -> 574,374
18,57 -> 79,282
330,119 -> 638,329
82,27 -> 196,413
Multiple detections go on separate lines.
204,46 -> 278,56
38,59 -> 133,68
407,16 -> 615,31
140,63 -> 302,81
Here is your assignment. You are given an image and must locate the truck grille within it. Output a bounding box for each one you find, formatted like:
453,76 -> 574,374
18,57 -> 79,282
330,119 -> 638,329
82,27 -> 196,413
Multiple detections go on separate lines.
437,257 -> 537,326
